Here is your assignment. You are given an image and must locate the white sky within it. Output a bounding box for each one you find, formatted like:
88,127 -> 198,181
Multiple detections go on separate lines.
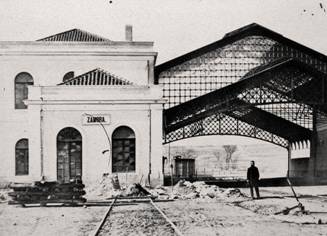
0,0 -> 327,64
0,0 -> 326,147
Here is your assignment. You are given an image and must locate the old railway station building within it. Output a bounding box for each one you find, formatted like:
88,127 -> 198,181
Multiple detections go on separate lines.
0,26 -> 164,187
1,23 -> 327,187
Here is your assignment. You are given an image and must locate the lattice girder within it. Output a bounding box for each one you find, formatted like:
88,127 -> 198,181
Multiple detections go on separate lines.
164,59 -> 326,131
164,113 -> 290,148
158,24 -> 327,146
157,33 -> 327,109
238,59 -> 327,108
256,103 -> 313,130
164,96 -> 311,143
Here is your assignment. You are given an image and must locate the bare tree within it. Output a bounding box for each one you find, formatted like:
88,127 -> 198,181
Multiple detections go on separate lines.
223,145 -> 237,169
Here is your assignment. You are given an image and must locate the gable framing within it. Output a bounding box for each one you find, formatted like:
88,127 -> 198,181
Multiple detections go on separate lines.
155,23 -> 327,81
156,23 -> 327,146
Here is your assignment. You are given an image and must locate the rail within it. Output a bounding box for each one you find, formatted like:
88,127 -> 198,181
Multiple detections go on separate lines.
92,197 -> 184,236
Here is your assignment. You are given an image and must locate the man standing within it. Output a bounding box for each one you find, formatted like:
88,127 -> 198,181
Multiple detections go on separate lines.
247,160 -> 260,199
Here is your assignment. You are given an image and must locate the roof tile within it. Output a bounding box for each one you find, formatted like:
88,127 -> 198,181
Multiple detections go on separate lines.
37,29 -> 110,42
59,68 -> 132,86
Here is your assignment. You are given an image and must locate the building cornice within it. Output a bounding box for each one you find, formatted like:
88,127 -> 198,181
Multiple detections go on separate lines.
0,41 -> 154,47
0,51 -> 157,57
27,99 -> 166,105
0,41 -> 156,57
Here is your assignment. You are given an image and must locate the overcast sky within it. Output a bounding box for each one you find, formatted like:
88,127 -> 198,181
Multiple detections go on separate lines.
0,0 -> 325,147
0,0 -> 327,64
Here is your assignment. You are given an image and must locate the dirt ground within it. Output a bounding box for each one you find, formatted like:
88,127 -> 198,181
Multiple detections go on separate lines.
98,203 -> 175,236
1,186 -> 327,236
0,203 -> 107,236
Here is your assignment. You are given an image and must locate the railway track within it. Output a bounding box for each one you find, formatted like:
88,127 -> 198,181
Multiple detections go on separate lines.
92,197 -> 184,236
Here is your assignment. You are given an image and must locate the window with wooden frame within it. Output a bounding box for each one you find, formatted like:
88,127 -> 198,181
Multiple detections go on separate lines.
112,126 -> 136,173
15,139 -> 29,175
15,72 -> 34,109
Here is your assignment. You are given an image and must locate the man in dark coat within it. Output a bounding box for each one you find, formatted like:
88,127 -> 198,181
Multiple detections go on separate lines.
247,160 -> 260,199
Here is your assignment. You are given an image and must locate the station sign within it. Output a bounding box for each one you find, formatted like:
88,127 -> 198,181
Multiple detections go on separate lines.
82,114 -> 111,125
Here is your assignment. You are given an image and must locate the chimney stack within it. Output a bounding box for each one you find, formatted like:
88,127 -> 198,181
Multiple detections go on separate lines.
125,25 -> 133,42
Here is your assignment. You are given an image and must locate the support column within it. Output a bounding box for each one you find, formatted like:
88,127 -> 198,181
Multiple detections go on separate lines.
40,103 -> 44,179
310,107 -> 318,178
287,142 -> 291,178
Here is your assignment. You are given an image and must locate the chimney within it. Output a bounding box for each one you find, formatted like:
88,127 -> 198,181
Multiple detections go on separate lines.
125,25 -> 133,41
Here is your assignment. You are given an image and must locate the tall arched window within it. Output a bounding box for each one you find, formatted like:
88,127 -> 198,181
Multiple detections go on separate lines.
15,72 -> 34,109
112,126 -> 135,173
63,71 -> 75,82
15,139 -> 29,175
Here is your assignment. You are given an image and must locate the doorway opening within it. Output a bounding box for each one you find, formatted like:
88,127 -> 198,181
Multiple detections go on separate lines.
57,127 -> 82,183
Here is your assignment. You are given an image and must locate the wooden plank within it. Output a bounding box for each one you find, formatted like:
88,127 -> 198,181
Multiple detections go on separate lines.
8,200 -> 82,205
86,199 -> 173,204
105,196 -> 153,200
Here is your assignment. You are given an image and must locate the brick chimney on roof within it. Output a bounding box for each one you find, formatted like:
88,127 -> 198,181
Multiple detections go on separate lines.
125,25 -> 133,42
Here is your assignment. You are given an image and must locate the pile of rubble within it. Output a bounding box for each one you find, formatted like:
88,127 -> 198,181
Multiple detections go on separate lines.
85,175 -> 151,199
170,180 -> 246,199
146,180 -> 246,200
85,175 -> 246,200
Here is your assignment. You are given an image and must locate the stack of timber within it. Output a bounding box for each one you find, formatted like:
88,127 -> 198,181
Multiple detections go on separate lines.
8,180 -> 86,206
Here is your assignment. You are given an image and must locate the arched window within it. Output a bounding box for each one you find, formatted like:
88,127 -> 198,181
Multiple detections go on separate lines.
15,72 -> 34,109
112,126 -> 135,173
63,71 -> 75,82
15,139 -> 29,175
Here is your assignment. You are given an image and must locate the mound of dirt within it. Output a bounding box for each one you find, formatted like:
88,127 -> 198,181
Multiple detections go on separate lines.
122,183 -> 150,197
85,175 -> 151,199
221,188 -> 246,198
170,180 -> 245,200
85,176 -> 246,201
85,175 -> 123,199
145,186 -> 170,200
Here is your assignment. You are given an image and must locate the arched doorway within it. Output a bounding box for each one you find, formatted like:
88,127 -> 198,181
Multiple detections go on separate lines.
57,127 -> 82,183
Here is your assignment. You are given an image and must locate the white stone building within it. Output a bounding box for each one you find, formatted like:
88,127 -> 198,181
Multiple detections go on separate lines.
0,27 -> 165,187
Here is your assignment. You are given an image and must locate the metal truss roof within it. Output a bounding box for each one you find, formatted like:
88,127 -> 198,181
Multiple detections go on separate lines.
164,59 -> 327,146
155,23 -> 327,82
58,68 -> 132,86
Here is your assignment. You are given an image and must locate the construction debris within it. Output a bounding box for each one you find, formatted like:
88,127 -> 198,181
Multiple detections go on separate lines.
85,174 -> 122,199
85,176 -> 245,201
170,180 -> 245,199
85,175 -> 151,199
123,183 -> 151,197
145,180 -> 246,200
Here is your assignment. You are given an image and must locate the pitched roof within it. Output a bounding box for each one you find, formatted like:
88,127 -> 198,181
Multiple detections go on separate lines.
58,68 -> 132,86
37,29 -> 111,42
155,23 -> 327,82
